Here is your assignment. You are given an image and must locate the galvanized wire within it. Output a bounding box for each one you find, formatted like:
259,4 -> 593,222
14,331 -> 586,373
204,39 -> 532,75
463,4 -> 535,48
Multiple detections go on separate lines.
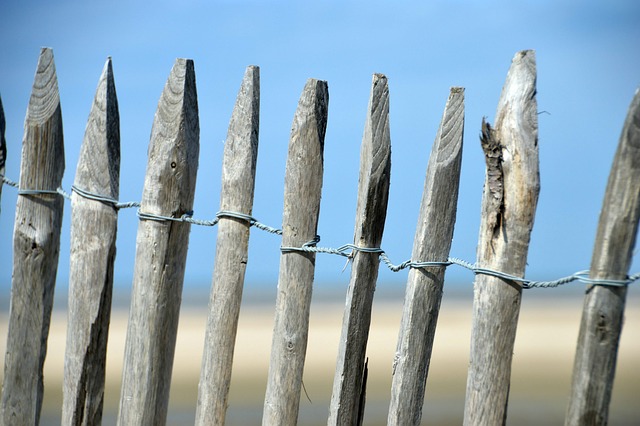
2,175 -> 638,289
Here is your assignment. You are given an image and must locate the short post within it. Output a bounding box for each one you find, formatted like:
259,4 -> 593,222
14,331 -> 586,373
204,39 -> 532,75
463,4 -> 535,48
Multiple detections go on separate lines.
62,57 -> 120,426
262,78 -> 328,426
565,88 -> 640,425
328,73 -> 392,426
117,58 -> 199,425
1,47 -> 65,425
388,86 -> 465,426
463,50 -> 540,425
195,65 -> 260,426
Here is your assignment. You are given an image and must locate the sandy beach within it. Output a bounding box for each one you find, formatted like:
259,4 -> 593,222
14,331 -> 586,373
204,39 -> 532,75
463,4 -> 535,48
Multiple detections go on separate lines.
2,287 -> 639,425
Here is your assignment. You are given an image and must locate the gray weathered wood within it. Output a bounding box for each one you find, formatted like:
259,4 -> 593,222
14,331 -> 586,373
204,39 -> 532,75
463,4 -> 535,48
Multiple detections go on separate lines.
262,78 -> 328,426
463,50 -> 539,425
62,57 -> 120,426
565,88 -> 640,426
0,94 -> 6,210
328,73 -> 391,426
388,87 -> 465,426
195,65 -> 260,426
1,47 -> 65,425
117,58 -> 199,426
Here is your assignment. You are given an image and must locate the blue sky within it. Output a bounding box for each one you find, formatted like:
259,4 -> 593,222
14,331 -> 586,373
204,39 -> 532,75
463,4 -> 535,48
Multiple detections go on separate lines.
1,1 -> 639,298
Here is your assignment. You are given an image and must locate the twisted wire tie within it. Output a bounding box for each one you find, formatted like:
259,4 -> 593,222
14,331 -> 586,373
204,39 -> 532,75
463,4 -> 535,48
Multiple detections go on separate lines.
71,185 -> 140,209
1,175 -> 19,189
279,241 -> 638,288
136,208 -> 283,236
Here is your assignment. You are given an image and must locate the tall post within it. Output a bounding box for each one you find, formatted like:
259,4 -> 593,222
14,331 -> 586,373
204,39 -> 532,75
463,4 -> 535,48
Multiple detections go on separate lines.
117,58 -> 199,426
1,47 -> 65,425
195,65 -> 260,426
62,57 -> 120,426
388,86 -> 465,425
328,73 -> 392,426
262,78 -> 328,426
565,89 -> 640,425
463,50 -> 539,425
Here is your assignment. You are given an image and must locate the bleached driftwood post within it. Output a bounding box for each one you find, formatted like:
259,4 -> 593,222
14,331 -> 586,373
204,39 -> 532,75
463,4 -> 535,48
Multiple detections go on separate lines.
463,50 -> 539,425
328,73 -> 391,426
262,79 -> 329,426
117,58 -> 199,425
565,89 -> 640,425
62,57 -> 120,426
388,86 -> 465,426
1,47 -> 65,425
195,65 -> 260,426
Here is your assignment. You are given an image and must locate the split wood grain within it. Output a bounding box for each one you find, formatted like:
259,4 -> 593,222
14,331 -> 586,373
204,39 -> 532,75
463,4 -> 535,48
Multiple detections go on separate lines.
463,50 -> 540,425
195,65 -> 260,426
62,57 -> 120,426
117,58 -> 199,426
328,73 -> 391,426
262,78 -> 328,426
565,88 -> 640,426
1,47 -> 65,425
388,86 -> 464,426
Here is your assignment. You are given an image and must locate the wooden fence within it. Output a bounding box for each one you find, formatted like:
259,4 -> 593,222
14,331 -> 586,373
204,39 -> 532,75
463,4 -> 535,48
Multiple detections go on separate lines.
0,47 -> 639,426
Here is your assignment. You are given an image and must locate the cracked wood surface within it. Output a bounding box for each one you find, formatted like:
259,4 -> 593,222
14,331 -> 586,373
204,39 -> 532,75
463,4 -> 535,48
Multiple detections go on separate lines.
117,58 -> 199,426
388,87 -> 464,426
464,50 -> 539,426
328,73 -> 391,426
62,57 -> 120,426
1,47 -> 65,425
566,88 -> 640,426
195,65 -> 260,426
262,79 -> 328,426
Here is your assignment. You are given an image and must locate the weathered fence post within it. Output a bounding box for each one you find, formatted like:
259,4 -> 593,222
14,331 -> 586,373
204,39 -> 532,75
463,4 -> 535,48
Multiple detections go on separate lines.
262,78 -> 328,426
565,88 -> 640,426
195,65 -> 260,426
1,47 -> 65,425
463,50 -> 539,425
117,58 -> 199,426
61,57 -> 120,426
0,94 -> 6,210
328,73 -> 392,426
388,86 -> 465,426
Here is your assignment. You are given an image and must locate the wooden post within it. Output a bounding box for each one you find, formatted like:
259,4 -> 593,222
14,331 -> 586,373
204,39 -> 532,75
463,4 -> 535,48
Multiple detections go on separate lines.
195,65 -> 260,426
117,58 -> 199,426
262,78 -> 328,426
463,50 -> 539,425
0,94 -> 6,209
565,88 -> 640,425
388,87 -> 465,426
1,47 -> 65,425
328,73 -> 391,425
61,57 -> 120,426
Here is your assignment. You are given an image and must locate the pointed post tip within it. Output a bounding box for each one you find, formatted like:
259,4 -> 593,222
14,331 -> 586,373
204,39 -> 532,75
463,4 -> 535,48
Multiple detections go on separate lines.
175,57 -> 194,66
243,65 -> 260,80
516,49 -> 535,57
